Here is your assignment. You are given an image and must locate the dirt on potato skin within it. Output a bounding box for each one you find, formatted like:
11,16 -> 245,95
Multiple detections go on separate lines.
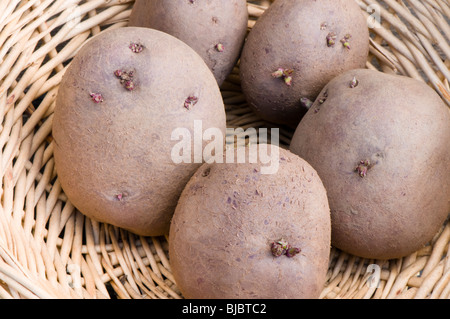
169,145 -> 331,299
290,68 -> 450,260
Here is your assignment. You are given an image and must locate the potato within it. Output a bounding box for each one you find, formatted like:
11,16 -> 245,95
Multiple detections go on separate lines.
169,145 -> 331,298
52,27 -> 226,236
290,69 -> 450,260
240,0 -> 369,127
129,0 -> 248,86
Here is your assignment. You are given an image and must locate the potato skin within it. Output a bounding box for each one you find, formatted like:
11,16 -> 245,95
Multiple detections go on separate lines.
129,0 -> 248,86
290,69 -> 450,260
53,27 -> 226,236
240,0 -> 369,127
169,145 -> 331,299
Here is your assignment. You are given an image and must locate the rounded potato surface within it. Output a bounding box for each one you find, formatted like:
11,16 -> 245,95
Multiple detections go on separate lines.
240,0 -> 369,127
290,69 -> 450,259
53,27 -> 226,236
129,0 -> 248,86
169,145 -> 331,299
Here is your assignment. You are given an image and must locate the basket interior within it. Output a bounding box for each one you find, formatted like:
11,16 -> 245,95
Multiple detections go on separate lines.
0,0 -> 449,299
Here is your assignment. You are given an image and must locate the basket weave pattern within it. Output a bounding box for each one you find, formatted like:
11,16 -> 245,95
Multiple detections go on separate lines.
0,0 -> 448,299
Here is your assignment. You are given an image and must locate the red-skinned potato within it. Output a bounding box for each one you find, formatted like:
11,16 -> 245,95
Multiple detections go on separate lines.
240,0 -> 369,127
53,27 -> 226,236
129,0 -> 248,86
169,145 -> 331,299
290,68 -> 450,260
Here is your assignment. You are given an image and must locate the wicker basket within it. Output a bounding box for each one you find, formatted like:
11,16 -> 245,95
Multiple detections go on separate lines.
0,0 -> 448,299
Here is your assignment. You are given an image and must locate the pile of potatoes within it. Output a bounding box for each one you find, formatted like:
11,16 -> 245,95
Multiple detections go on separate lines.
52,0 -> 449,299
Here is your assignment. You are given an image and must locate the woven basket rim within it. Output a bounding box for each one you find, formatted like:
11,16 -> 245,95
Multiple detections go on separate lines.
0,0 -> 449,299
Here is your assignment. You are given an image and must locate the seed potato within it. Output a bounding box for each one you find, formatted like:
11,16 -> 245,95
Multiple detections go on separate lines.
53,27 -> 226,236
129,0 -> 248,86
290,68 -> 450,260
240,0 -> 369,127
169,145 -> 331,298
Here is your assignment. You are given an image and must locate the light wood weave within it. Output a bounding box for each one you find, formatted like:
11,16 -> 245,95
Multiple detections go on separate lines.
0,0 -> 448,299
